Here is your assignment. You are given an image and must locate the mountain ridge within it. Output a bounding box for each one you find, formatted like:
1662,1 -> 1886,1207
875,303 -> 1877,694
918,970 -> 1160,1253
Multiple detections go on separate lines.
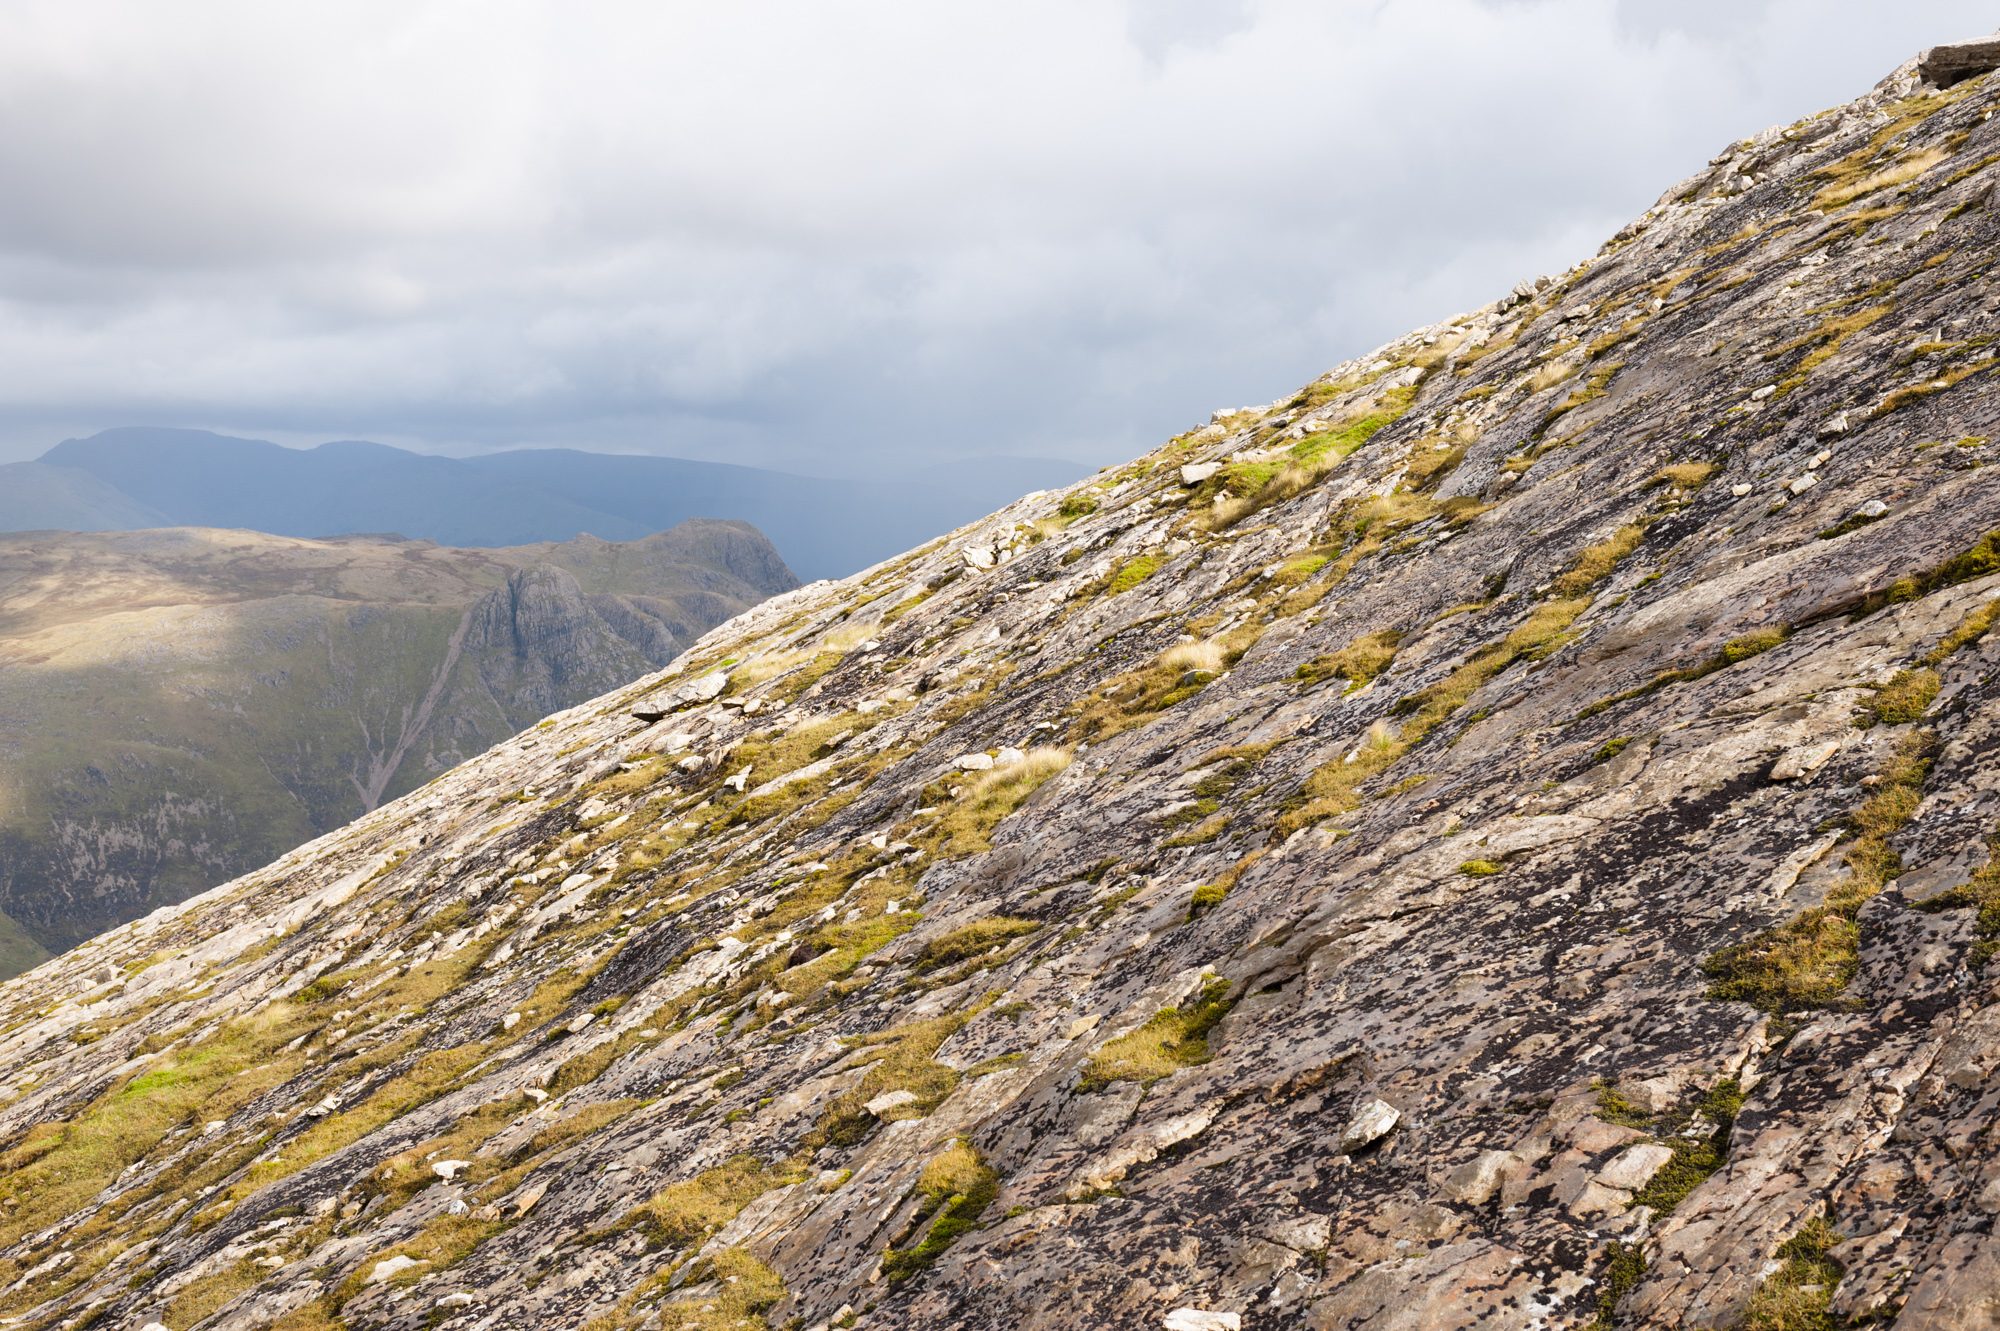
0,520 -> 796,969
30,428 -> 1090,580
3,42 -> 2000,1331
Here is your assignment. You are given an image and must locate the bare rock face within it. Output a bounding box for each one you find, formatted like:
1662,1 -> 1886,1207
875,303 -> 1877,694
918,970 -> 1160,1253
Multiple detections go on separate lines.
1918,35 -> 2000,87
4,47 -> 2000,1331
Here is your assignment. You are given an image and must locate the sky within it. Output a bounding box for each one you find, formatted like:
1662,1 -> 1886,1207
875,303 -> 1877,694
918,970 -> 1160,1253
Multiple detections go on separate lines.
0,1 -> 1989,475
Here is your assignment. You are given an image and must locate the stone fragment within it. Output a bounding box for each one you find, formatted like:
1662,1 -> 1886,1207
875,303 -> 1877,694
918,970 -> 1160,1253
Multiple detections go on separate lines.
433,1159 -> 470,1180
1180,462 -> 1222,485
512,1180 -> 549,1217
1597,1142 -> 1676,1191
1731,483 -> 1753,497
1442,1149 -> 1519,1205
1772,740 -> 1839,781
723,767 -> 752,793
1855,498 -> 1889,518
370,1254 -> 424,1284
437,1293 -> 476,1309
865,1089 -> 919,1117
631,671 -> 728,722
1569,1117 -> 1644,1154
1339,1097 -> 1401,1154
955,752 -> 995,772
1164,1311 -> 1241,1331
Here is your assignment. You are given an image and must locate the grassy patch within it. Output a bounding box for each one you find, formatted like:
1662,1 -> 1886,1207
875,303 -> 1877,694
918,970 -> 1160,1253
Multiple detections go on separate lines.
1914,827 -> 2000,967
1651,462 -> 1716,492
1575,626 -> 1790,720
1742,1213 -> 1844,1331
617,1154 -> 807,1251
1705,732 -> 1933,1012
1201,388 -> 1417,530
928,749 -> 1072,858
1279,598 -> 1590,835
1296,630 -> 1401,691
1591,736 -> 1632,765
917,917 -> 1040,973
1553,523 -> 1649,597
1103,554 -> 1163,596
1589,1240 -> 1648,1331
1856,528 -> 2000,617
1070,628 -> 1260,744
1630,1079 -> 1745,1215
1856,667 -> 1939,727
880,1140 -> 999,1282
1458,859 -> 1504,877
1080,978 -> 1234,1091
1927,597 -> 2000,664
1058,492 -> 1101,521
638,1248 -> 787,1331
1186,882 -> 1228,920
807,1001 -> 994,1149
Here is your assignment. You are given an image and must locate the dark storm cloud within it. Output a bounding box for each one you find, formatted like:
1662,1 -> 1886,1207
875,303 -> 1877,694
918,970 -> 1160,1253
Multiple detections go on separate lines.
0,1 -> 1987,471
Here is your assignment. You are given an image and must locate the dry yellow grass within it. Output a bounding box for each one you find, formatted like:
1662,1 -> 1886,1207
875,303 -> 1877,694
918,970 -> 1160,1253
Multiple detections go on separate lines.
931,747 -> 1071,857
1814,145 -> 1948,209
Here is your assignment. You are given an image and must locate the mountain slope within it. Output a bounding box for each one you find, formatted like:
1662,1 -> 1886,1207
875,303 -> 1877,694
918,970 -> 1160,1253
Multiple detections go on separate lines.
0,522 -> 794,966
32,429 -> 1089,580
0,460 -> 169,532
4,43 -> 2000,1331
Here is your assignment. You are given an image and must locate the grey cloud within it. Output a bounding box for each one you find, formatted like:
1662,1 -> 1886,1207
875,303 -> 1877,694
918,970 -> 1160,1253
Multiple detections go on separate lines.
0,0 -> 1986,472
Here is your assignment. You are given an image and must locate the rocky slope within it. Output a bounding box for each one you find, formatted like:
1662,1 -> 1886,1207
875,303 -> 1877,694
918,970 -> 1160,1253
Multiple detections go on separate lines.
0,522 -> 794,971
3,41 -> 2000,1331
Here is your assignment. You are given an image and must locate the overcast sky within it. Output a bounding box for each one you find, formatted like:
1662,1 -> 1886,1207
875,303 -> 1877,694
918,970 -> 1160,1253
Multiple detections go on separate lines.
0,1 -> 1988,474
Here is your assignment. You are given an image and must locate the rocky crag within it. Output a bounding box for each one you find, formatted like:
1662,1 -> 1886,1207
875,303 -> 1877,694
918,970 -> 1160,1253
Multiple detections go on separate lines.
3,41 -> 2000,1331
0,522 -> 794,974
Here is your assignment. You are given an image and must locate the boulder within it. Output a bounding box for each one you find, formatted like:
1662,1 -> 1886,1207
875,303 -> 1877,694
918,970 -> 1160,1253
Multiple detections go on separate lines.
1441,1149 -> 1519,1205
1164,1311 -> 1241,1331
1919,37 -> 2000,87
864,1089 -> 919,1117
1180,462 -> 1223,486
1772,740 -> 1840,781
1597,1142 -> 1676,1191
1339,1097 -> 1401,1154
631,671 -> 729,722
370,1254 -> 424,1284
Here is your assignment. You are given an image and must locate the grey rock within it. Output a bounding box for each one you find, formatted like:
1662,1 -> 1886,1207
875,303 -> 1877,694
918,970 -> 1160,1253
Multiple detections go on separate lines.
1918,36 -> 2000,86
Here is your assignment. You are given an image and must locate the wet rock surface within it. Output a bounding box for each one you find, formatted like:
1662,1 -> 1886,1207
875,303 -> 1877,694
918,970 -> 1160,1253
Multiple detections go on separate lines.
3,45 -> 2000,1331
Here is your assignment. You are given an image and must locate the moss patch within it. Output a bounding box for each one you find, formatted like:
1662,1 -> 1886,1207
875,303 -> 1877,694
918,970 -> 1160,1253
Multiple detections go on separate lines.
880,1140 -> 999,1282
1081,978 -> 1234,1091
1705,732 -> 1932,1013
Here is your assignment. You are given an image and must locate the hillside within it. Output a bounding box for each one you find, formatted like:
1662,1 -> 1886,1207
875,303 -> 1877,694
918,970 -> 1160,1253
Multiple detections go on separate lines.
0,522 -> 794,970
30,430 -> 1089,581
0,461 -> 169,533
2,41 -> 1999,1331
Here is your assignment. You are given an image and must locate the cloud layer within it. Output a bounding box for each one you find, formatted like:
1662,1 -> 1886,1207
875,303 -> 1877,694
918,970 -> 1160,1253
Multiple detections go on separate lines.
0,0 -> 1983,471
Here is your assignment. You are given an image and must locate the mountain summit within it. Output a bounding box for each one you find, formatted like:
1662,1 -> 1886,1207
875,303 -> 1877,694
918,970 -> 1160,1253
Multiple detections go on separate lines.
4,42 -> 2000,1331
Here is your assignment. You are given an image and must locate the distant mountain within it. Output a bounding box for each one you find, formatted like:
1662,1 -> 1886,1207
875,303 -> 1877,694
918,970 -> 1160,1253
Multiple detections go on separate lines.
32,428 -> 1090,579
0,521 -> 795,973
0,460 -> 169,532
